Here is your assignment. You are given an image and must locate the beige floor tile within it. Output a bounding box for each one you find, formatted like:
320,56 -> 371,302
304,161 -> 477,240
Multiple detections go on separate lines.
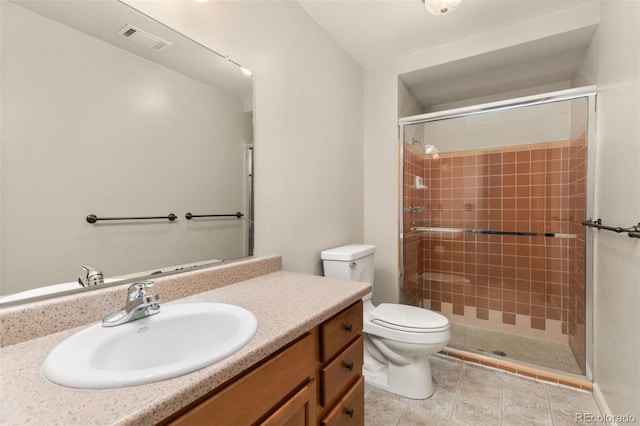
451,364 -> 502,425
398,405 -> 450,426
502,374 -> 553,425
545,384 -> 604,426
364,386 -> 408,426
363,354 -> 601,426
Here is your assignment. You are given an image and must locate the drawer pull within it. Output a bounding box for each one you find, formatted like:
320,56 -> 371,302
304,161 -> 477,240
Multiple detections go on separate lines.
344,362 -> 354,371
344,324 -> 353,332
345,408 -> 355,418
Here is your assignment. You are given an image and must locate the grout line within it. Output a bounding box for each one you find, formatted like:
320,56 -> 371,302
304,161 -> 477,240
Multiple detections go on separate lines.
544,382 -> 557,425
499,367 -> 504,426
447,359 -> 464,423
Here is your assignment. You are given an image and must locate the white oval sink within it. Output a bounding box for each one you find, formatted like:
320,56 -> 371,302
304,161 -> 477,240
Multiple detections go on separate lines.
42,303 -> 257,389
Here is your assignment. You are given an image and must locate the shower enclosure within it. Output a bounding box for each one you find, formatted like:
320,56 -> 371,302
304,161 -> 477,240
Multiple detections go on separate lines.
399,87 -> 595,376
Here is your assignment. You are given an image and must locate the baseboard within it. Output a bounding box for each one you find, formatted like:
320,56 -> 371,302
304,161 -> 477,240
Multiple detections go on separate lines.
592,382 -> 617,426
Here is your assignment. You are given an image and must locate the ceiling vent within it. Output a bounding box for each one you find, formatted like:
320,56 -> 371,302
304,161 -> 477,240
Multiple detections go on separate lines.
117,24 -> 172,51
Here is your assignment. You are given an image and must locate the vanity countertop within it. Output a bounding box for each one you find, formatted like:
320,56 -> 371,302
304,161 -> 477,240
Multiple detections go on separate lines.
0,271 -> 371,426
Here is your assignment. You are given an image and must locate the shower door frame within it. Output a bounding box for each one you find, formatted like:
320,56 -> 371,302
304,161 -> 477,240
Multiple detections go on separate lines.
397,86 -> 597,379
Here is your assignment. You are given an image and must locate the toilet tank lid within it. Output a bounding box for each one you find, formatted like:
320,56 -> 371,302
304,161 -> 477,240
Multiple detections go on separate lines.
321,244 -> 376,261
370,303 -> 449,330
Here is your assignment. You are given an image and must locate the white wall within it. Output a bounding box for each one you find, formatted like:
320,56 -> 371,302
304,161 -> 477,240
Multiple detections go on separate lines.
125,1 -> 364,277
398,79 -> 425,118
364,1 -> 599,304
1,2 -> 248,295
573,0 -> 640,418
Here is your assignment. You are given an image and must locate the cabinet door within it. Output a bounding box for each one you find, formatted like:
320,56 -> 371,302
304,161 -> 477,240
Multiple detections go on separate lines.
168,333 -> 315,426
260,380 -> 316,426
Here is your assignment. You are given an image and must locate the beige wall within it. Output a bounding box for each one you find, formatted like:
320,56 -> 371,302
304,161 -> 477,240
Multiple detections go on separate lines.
573,0 -> 640,418
126,1 -> 365,277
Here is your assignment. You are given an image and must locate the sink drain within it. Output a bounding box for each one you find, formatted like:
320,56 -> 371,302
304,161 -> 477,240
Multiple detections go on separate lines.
492,350 -> 507,357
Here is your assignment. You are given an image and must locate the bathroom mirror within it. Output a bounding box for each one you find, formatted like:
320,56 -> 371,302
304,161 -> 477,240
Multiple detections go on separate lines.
0,0 -> 254,304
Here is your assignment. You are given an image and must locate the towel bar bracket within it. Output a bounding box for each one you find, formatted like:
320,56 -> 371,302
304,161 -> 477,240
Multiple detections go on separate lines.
581,218 -> 640,239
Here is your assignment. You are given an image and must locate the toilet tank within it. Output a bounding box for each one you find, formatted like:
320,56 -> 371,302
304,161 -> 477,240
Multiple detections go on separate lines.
321,244 -> 375,284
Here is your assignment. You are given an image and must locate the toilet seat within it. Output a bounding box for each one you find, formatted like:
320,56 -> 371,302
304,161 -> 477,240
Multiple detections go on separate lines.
370,303 -> 449,333
364,303 -> 450,345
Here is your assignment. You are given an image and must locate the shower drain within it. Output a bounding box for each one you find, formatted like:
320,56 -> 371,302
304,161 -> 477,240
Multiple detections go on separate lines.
476,348 -> 507,357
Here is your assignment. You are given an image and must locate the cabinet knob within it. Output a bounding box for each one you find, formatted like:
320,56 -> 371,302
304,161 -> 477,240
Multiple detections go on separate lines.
344,324 -> 353,332
344,362 -> 354,371
345,408 -> 355,418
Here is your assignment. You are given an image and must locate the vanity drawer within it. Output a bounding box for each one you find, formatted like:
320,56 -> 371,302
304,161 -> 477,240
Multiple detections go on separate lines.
320,336 -> 363,407
320,301 -> 363,362
320,376 -> 364,426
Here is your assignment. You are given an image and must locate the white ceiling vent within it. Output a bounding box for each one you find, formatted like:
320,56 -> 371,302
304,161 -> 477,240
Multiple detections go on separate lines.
117,24 -> 172,51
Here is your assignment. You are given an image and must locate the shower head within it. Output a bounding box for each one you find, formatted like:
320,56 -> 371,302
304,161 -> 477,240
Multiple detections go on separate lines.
408,138 -> 438,155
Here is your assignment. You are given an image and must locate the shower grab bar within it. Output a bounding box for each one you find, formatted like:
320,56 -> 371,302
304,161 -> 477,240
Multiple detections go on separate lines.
185,212 -> 244,220
410,227 -> 577,238
581,218 -> 640,239
86,213 -> 177,223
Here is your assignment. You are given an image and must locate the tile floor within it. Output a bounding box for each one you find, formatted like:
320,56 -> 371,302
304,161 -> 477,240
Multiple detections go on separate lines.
364,354 -> 603,425
449,324 -> 582,374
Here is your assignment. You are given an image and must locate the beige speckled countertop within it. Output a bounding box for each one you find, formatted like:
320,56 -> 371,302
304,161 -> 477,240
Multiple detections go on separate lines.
0,270 -> 371,425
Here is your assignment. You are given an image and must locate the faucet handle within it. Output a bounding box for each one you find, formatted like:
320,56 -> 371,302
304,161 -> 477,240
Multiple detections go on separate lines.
127,281 -> 154,300
78,265 -> 104,287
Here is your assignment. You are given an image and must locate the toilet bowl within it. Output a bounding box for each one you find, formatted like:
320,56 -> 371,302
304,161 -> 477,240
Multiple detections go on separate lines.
321,244 -> 451,399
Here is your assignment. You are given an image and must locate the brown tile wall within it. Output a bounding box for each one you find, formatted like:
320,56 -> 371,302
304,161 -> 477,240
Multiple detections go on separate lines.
402,140 -> 586,371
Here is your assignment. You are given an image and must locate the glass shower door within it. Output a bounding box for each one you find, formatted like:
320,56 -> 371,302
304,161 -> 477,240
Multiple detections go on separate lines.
400,95 -> 590,375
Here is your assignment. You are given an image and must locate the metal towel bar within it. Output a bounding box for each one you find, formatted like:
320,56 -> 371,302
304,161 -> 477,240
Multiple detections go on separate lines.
581,218 -> 640,239
410,227 -> 577,239
185,212 -> 244,220
86,214 -> 177,223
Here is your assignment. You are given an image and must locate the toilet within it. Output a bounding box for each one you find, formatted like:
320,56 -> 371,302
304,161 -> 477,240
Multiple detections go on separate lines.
321,244 -> 451,399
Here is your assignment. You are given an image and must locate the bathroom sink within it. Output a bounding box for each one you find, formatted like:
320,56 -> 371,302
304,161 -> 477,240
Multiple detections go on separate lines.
42,303 -> 258,389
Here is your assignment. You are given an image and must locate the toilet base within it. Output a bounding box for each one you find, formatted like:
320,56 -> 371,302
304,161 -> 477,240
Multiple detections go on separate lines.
363,355 -> 434,399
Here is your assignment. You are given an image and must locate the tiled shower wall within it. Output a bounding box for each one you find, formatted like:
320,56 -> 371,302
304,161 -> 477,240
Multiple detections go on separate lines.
403,139 -> 586,373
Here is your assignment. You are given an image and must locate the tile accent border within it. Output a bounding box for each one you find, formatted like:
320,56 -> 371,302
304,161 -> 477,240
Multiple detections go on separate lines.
434,300 -> 568,343
440,346 -> 592,391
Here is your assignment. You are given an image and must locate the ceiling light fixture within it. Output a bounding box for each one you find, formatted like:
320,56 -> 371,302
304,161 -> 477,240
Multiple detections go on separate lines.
422,0 -> 463,16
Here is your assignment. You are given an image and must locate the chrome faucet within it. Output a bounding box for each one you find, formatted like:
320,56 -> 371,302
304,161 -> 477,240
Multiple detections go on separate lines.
78,265 -> 104,287
102,281 -> 160,327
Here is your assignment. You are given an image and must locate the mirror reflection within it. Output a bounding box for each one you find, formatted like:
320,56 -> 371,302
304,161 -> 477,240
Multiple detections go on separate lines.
1,0 -> 254,303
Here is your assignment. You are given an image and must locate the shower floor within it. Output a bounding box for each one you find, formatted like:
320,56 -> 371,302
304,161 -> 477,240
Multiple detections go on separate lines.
449,323 -> 582,375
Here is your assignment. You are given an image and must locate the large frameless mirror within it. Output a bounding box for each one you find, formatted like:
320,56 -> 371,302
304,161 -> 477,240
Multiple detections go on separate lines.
1,0 -> 254,304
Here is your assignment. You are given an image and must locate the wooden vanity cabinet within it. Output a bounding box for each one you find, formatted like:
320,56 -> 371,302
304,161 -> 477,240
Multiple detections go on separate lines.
164,301 -> 364,426
317,301 -> 364,426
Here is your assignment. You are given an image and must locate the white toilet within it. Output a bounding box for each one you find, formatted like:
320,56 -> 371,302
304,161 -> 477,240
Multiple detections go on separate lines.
321,244 -> 451,399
